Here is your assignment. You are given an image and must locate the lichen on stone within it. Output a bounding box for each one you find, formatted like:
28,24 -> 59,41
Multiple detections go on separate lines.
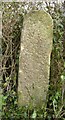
18,10 -> 53,107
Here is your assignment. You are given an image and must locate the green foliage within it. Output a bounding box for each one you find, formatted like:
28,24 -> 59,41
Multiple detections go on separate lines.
1,1 -> 65,120
47,4 -> 65,119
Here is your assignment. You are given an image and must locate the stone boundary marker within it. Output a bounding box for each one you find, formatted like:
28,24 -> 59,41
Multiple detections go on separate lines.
0,11 -> 2,118
18,10 -> 53,107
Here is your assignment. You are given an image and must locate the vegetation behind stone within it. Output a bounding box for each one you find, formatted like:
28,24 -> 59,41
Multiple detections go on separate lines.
1,1 -> 65,119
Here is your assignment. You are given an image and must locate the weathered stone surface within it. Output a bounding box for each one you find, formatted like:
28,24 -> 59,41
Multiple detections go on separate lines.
0,11 -> 2,117
18,10 -> 53,107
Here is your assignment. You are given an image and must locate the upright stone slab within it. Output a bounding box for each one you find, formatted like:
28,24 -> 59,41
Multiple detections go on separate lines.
0,11 -> 2,118
18,10 -> 53,107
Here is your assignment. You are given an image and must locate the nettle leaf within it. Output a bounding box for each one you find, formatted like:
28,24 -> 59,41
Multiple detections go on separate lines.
3,96 -> 7,100
31,110 -> 37,118
58,23 -> 63,28
24,111 -> 27,118
61,75 -> 65,82
55,92 -> 60,100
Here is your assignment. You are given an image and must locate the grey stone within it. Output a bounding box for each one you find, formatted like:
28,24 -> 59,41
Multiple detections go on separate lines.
18,10 -> 53,107
0,11 -> 2,118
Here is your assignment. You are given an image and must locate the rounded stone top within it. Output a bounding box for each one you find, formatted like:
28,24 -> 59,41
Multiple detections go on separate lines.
24,10 -> 53,28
